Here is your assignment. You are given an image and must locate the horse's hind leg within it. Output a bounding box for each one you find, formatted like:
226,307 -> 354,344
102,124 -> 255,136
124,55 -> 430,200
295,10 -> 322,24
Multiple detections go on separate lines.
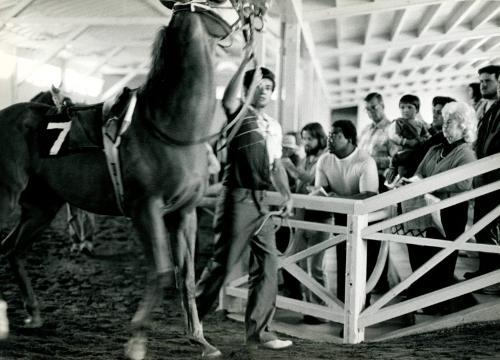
0,295 -> 8,340
171,210 -> 221,358
3,186 -> 62,327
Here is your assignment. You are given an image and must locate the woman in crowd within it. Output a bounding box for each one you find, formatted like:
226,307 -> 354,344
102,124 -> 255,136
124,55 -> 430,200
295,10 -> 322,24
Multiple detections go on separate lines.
406,102 -> 477,312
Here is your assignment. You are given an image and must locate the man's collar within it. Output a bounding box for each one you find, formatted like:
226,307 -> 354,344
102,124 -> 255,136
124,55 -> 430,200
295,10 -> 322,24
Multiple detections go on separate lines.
371,116 -> 390,129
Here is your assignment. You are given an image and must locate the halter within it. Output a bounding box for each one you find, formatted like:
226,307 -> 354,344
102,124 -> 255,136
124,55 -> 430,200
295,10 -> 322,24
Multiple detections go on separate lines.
171,2 -> 234,40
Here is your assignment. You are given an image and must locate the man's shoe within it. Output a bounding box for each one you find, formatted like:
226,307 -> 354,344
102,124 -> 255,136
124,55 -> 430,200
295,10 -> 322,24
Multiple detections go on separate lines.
260,339 -> 293,350
303,315 -> 327,325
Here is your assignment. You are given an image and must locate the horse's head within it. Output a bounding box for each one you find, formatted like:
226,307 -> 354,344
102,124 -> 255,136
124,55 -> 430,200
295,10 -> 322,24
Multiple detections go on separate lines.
160,0 -> 272,41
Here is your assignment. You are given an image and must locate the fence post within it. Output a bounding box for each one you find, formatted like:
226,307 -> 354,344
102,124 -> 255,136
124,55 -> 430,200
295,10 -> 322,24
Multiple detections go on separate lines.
344,213 -> 368,344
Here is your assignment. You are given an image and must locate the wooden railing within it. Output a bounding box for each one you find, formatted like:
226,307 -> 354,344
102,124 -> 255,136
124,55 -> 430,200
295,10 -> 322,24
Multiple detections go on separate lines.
221,153 -> 500,343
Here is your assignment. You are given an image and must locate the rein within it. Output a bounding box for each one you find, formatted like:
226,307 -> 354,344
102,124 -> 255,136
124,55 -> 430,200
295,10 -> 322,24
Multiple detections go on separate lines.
147,1 -> 265,148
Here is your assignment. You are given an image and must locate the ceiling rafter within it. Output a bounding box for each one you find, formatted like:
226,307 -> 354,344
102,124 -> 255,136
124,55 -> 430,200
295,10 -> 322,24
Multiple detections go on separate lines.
363,13 -> 373,45
100,59 -> 149,101
318,26 -> 499,57
84,46 -> 124,76
335,17 -> 342,49
390,9 -> 407,41
417,3 -> 441,37
8,16 -> 167,26
330,65 -> 476,93
324,48 -> 500,79
304,0 -> 453,22
461,37 -> 490,56
444,0 -> 476,33
17,26 -> 89,85
472,1 -> 500,30
420,42 -> 440,60
440,38 -> 464,57
0,0 -> 35,30
400,46 -> 414,63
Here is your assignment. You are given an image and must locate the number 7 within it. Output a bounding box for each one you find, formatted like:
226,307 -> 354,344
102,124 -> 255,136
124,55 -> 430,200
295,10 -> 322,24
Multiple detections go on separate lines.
47,121 -> 71,155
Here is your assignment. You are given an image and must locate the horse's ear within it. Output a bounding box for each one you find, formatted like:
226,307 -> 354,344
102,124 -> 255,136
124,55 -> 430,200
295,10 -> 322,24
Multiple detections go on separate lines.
51,84 -> 60,94
159,0 -> 174,9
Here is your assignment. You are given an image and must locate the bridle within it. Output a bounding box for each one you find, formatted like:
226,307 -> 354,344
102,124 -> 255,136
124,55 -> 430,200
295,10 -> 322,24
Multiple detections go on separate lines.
149,0 -> 266,147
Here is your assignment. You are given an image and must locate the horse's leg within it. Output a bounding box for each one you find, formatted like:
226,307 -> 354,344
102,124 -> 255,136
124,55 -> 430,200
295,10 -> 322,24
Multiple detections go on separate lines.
170,210 -> 221,358
125,197 -> 176,360
4,192 -> 62,327
67,204 -> 95,256
0,295 -> 8,340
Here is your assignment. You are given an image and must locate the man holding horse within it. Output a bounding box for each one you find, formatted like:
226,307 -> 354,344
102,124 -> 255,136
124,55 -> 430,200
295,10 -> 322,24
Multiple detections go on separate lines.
196,46 -> 294,350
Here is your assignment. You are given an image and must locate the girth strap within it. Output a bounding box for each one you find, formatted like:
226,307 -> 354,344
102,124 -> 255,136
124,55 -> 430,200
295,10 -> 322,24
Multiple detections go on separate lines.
102,93 -> 137,214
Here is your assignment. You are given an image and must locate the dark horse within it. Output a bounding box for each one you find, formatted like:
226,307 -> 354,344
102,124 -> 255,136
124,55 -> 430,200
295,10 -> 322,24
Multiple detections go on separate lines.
30,86 -> 97,255
0,1 -> 269,358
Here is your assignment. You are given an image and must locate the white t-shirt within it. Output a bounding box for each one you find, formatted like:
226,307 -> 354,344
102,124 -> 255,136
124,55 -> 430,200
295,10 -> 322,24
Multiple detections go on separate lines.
315,148 -> 379,196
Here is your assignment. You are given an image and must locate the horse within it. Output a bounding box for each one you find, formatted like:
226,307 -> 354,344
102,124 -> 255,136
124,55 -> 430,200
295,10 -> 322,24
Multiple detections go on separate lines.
30,86 -> 97,256
0,1 -> 270,358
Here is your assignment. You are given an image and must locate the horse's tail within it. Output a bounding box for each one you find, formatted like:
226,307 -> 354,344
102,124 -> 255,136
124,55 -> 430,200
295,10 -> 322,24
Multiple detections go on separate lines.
0,103 -> 40,225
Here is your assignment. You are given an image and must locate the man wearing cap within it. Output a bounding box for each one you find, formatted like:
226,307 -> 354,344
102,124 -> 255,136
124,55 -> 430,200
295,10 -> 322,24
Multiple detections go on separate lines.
281,132 -> 301,190
196,46 -> 293,350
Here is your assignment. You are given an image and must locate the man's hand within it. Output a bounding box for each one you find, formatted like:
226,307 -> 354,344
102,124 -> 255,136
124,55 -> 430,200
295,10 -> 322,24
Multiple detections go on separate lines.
280,197 -> 294,217
405,139 -> 419,148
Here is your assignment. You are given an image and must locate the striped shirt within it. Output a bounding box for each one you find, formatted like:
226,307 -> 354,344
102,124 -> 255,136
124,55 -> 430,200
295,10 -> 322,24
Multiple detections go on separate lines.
223,105 -> 282,190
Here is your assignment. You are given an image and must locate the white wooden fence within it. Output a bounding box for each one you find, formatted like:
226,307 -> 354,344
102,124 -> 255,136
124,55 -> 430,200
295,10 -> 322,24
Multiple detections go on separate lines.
221,153 -> 500,343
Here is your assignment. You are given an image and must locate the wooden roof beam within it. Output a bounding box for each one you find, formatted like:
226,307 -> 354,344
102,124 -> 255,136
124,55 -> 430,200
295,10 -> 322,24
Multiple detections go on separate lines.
364,14 -> 373,45
420,42 -> 440,61
84,46 -> 124,76
417,4 -> 441,37
444,0 -> 476,33
100,59 -> 149,101
318,26 -> 499,57
17,26 -> 88,85
472,1 -> 500,30
9,16 -> 168,26
390,9 -> 407,41
0,0 -> 35,31
304,0 -> 451,22
323,48 -> 500,79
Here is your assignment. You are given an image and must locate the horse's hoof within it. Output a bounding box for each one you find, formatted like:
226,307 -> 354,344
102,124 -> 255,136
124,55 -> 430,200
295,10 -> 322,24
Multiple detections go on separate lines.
125,335 -> 147,360
202,346 -> 222,358
24,315 -> 43,328
0,301 -> 9,340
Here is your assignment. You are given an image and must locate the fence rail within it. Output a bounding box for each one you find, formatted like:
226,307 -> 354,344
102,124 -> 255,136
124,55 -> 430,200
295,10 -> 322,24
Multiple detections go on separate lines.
222,153 -> 500,343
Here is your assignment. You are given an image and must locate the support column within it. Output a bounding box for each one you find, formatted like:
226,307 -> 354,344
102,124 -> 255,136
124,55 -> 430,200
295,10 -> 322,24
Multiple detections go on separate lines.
344,214 -> 368,344
279,21 -> 301,132
0,46 -> 16,108
300,58 -> 314,130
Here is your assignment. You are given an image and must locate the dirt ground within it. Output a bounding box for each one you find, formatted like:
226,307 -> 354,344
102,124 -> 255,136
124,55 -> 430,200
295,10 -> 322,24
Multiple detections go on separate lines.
1,211 -> 499,360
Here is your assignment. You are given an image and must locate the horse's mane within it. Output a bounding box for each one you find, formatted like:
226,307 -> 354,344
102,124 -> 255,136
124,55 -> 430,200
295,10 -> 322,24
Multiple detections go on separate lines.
143,26 -> 170,95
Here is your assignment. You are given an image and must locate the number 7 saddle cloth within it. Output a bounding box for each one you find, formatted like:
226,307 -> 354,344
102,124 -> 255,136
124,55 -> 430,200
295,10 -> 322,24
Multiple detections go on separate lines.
38,87 -> 134,158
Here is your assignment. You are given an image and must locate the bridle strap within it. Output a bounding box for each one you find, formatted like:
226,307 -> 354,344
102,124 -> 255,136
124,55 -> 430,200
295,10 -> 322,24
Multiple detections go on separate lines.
172,2 -> 233,35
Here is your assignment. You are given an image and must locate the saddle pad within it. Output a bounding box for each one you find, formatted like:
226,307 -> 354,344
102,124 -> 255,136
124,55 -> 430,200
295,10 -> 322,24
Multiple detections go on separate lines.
39,104 -> 104,157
